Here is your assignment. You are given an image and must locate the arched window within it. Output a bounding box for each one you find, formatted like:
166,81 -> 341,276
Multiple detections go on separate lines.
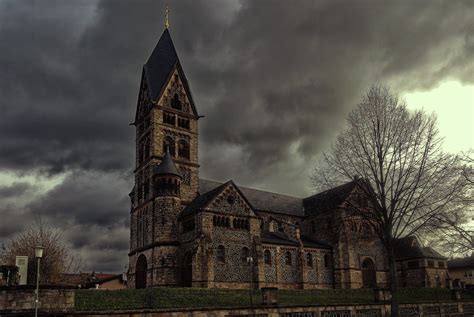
213,215 -> 217,226
143,135 -> 150,158
138,143 -> 144,163
233,218 -> 237,228
143,178 -> 149,199
225,217 -> 230,227
264,250 -> 272,265
324,254 -> 331,268
278,223 -> 284,232
135,254 -> 147,289
350,221 -> 358,232
361,258 -> 376,288
306,253 -> 313,267
163,136 -> 175,157
325,218 -> 331,229
360,222 -> 372,238
241,247 -> 250,264
310,221 -> 316,233
216,245 -> 225,263
171,93 -> 182,110
285,251 -> 292,266
178,140 -> 190,159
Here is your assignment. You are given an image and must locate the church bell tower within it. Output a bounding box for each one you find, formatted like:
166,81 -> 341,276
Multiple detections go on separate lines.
128,27 -> 200,288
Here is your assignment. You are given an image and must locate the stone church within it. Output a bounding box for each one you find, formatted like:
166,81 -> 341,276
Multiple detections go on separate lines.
127,28 -> 449,290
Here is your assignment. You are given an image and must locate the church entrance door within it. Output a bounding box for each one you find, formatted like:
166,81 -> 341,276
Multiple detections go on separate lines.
361,258 -> 376,288
182,252 -> 193,287
135,254 -> 147,289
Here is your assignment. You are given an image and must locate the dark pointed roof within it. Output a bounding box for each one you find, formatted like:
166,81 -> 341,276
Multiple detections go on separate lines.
199,179 -> 304,216
303,179 -> 361,215
448,256 -> 474,269
300,235 -> 332,249
154,150 -> 181,177
179,181 -> 229,218
143,29 -> 197,115
394,236 -> 446,260
180,180 -> 257,218
261,230 -> 298,246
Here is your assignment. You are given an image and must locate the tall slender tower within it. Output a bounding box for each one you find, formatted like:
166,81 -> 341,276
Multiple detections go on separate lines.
128,28 -> 200,288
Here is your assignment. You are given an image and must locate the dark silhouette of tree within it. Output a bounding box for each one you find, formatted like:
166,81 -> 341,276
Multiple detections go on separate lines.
426,151 -> 473,256
312,85 -> 469,316
1,220 -> 81,284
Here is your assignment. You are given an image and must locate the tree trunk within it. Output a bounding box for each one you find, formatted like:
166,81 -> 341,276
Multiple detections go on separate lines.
388,243 -> 399,317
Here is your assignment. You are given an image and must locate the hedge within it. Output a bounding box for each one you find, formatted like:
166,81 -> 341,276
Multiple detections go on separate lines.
75,287 -> 457,311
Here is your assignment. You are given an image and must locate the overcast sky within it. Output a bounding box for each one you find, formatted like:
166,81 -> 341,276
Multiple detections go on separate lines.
0,0 -> 472,273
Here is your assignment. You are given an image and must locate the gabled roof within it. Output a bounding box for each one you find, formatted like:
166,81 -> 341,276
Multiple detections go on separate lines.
154,149 -> 181,177
259,231 -> 332,249
180,181 -> 229,218
83,274 -> 125,289
59,272 -> 122,287
143,29 -> 197,116
301,235 -> 332,249
394,236 -> 446,261
261,230 -> 298,246
448,256 -> 474,269
199,179 -> 304,216
303,179 -> 360,215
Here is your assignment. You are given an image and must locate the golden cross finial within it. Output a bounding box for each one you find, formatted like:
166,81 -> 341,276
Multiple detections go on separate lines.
165,3 -> 170,29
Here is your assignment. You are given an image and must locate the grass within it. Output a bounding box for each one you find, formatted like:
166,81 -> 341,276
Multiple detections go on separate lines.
75,287 -> 461,311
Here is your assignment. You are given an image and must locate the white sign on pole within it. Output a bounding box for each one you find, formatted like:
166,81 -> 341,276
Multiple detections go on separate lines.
15,256 -> 29,285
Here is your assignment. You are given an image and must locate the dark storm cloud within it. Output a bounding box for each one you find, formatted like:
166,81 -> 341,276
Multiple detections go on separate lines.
0,182 -> 32,198
0,205 -> 27,239
28,170 -> 130,227
0,0 -> 472,272
3,170 -> 132,272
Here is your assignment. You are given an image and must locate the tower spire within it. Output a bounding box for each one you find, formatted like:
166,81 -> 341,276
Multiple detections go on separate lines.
165,3 -> 170,29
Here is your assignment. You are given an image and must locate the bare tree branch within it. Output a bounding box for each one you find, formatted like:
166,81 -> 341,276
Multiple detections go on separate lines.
0,220 -> 82,284
312,85 -> 470,316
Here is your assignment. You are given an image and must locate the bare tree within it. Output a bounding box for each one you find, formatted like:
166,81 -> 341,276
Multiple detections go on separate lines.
0,220 -> 81,284
427,210 -> 473,257
312,85 -> 469,316
427,152 -> 474,257
461,151 -> 474,187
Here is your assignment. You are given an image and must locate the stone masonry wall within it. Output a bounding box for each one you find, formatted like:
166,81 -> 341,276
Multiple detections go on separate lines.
11,300 -> 472,317
0,286 -> 74,313
212,227 -> 253,284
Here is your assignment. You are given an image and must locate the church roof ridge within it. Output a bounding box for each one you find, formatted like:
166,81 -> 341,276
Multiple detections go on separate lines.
199,179 -> 304,216
303,178 -> 360,202
200,178 -> 303,199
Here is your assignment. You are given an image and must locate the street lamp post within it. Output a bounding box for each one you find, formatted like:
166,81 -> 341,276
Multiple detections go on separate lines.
247,256 -> 254,306
34,246 -> 44,317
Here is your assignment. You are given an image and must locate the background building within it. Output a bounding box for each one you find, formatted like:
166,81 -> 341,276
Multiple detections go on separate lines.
448,256 -> 474,289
